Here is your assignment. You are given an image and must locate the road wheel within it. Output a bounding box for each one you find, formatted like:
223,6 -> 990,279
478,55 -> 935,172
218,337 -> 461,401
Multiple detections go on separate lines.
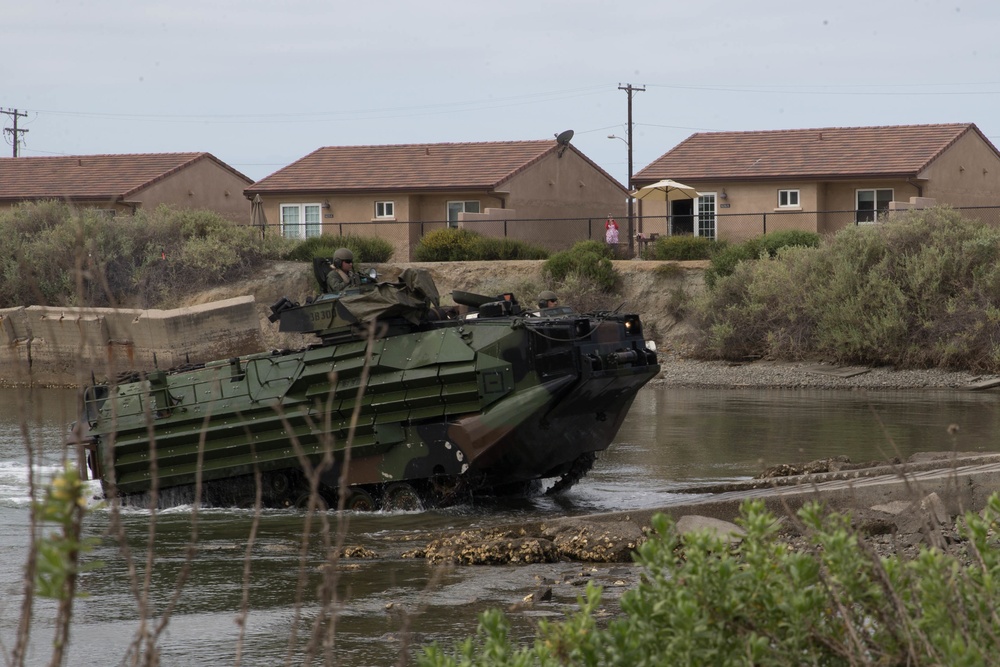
295,491 -> 328,511
382,483 -> 423,512
343,488 -> 377,512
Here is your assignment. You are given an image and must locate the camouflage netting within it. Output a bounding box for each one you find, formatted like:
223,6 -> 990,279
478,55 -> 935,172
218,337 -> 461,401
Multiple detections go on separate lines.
332,267 -> 441,325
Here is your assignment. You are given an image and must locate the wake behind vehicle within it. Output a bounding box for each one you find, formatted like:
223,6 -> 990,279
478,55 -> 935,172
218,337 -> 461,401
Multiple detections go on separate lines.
74,265 -> 660,510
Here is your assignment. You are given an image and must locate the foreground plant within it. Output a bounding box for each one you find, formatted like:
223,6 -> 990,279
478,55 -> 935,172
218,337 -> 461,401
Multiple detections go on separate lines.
419,494 -> 1000,666
27,464 -> 103,665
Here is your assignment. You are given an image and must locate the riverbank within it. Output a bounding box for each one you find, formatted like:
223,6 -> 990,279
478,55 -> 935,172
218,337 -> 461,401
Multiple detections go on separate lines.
654,352 -> 1000,391
7,258 -> 998,391
200,259 -> 1000,392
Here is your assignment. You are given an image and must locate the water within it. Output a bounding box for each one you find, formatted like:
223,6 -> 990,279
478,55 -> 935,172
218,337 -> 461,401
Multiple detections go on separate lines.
1,386 -> 998,665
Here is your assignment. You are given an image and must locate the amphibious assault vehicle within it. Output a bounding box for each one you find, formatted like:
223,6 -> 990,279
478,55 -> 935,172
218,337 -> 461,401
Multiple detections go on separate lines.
75,266 -> 659,510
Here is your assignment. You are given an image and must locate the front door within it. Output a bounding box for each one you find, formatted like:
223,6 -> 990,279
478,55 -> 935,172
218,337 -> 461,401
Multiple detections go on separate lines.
669,199 -> 695,236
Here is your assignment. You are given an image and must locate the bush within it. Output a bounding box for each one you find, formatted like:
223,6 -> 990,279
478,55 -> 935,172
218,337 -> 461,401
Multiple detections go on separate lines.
470,236 -> 549,261
0,203 -> 289,308
413,228 -> 548,262
542,240 -> 618,291
704,230 -> 819,288
757,229 -> 820,256
651,235 -> 718,261
694,244 -> 821,360
420,493 -> 1000,666
691,208 -> 1000,370
413,228 -> 482,261
703,241 -> 760,288
282,234 -> 394,264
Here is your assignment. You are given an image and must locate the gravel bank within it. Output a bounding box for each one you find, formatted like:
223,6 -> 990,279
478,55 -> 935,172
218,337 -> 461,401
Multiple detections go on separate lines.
654,354 -> 1000,391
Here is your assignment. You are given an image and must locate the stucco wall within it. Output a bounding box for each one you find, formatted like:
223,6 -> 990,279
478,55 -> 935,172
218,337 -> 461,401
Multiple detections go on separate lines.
637,177 -> 930,240
137,158 -> 252,223
0,296 -> 263,387
920,131 -> 1000,206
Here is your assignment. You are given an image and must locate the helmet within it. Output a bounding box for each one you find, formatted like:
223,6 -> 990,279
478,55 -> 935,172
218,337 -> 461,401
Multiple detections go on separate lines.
332,247 -> 354,269
537,290 -> 558,308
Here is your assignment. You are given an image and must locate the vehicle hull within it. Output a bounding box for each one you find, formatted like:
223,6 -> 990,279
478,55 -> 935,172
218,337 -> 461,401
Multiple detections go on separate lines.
78,277 -> 659,509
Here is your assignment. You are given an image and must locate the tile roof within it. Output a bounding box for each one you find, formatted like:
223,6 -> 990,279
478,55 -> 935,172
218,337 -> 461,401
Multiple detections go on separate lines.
248,140 -> 569,193
634,123 -> 995,183
0,153 -> 251,201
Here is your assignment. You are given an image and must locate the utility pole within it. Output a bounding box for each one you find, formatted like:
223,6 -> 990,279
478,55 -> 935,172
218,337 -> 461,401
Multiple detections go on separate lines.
617,84 -> 644,256
1,108 -> 28,157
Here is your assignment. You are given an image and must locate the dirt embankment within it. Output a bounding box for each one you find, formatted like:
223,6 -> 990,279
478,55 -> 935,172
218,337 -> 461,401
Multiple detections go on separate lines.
181,259 -> 706,352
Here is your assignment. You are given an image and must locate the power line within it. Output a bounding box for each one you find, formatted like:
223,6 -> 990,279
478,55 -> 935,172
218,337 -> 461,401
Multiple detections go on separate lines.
644,82 -> 1000,96
28,86 -> 612,124
1,108 -> 28,157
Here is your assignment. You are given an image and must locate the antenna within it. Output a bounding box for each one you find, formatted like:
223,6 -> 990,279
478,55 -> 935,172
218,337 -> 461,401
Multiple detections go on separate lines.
554,129 -> 574,157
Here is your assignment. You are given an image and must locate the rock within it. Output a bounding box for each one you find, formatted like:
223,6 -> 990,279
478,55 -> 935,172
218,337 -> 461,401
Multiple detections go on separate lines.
541,520 -> 646,562
675,515 -> 746,544
422,529 -> 559,565
338,545 -> 378,559
521,586 -> 552,605
895,493 -> 951,549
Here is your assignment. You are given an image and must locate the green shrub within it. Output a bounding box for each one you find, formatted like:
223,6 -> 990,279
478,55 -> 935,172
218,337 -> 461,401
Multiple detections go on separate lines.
413,228 -> 482,261
694,244 -> 821,360
704,230 -> 819,288
757,229 -> 820,256
469,236 -> 549,260
413,228 -> 548,262
704,240 -> 760,288
420,493 -> 1000,667
570,239 -> 616,260
692,208 -> 1000,370
282,234 -> 394,263
542,240 -> 618,291
0,203 -> 289,308
651,235 -> 718,261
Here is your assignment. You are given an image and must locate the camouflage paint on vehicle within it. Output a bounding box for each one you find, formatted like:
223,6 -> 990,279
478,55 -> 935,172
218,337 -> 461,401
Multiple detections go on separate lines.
76,268 -> 659,510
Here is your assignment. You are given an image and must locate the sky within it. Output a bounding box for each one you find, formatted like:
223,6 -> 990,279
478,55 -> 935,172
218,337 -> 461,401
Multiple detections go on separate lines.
4,0 -> 1000,186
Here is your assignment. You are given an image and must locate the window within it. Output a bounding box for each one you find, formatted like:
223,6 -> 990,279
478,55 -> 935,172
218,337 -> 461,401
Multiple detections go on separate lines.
280,203 -> 322,239
446,200 -> 481,228
856,189 -> 893,223
696,193 -> 717,240
778,189 -> 800,208
375,201 -> 395,219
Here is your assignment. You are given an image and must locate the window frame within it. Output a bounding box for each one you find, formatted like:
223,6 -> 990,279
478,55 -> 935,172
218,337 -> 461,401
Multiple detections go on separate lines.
855,188 -> 894,224
778,189 -> 800,209
279,203 -> 323,239
375,201 -> 395,220
446,200 -> 481,228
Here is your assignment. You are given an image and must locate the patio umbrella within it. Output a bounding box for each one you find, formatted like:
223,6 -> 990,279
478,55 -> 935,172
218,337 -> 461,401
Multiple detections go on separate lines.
631,179 -> 701,238
630,179 -> 701,202
250,194 -> 268,237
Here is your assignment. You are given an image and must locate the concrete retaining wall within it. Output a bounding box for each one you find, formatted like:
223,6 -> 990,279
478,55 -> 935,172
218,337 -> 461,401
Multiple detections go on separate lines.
0,296 -> 264,387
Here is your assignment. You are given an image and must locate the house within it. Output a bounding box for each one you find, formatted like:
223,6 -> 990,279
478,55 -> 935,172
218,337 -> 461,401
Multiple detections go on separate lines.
245,139 -> 628,261
0,153 -> 254,222
632,123 -> 1000,241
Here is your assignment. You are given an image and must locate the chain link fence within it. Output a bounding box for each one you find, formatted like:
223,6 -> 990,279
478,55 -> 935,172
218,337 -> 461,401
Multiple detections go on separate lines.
256,206 -> 1000,261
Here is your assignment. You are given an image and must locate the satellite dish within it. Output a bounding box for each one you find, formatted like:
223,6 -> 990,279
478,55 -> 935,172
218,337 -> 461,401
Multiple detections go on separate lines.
555,129 -> 575,145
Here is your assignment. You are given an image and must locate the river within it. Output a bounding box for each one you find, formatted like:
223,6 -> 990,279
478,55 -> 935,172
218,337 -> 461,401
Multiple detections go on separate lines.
1,385 -> 997,666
